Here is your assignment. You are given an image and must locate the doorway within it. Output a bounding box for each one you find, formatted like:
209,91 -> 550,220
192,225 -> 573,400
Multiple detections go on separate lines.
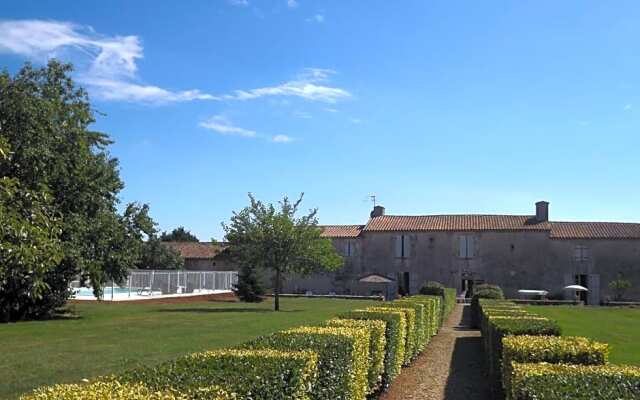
575,274 -> 588,304
397,272 -> 410,296
461,279 -> 474,298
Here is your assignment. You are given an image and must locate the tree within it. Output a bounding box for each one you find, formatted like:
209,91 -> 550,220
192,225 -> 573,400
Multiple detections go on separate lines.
223,193 -> 342,311
160,226 -> 199,242
609,278 -> 632,301
137,237 -> 184,270
233,264 -> 266,302
0,61 -> 156,318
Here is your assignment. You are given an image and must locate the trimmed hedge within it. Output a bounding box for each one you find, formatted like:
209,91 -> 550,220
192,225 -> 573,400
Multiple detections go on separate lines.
502,336 -> 609,399
511,362 -> 640,400
442,288 -> 457,319
471,284 -> 505,327
120,349 -> 317,400
418,282 -> 456,325
326,318 -> 386,393
370,305 -> 418,362
410,295 -> 441,334
340,309 -> 406,383
20,380 -> 235,400
392,300 -> 427,352
244,326 -> 368,400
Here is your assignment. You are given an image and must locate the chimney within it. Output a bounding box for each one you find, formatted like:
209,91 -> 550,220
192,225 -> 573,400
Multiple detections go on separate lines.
370,205 -> 385,218
535,201 -> 549,222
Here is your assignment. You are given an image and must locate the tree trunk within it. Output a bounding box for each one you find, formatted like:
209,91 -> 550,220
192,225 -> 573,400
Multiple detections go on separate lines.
274,268 -> 281,311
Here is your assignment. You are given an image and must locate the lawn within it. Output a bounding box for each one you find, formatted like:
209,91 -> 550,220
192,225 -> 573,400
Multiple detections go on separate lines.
0,297 -> 376,399
526,306 -> 640,366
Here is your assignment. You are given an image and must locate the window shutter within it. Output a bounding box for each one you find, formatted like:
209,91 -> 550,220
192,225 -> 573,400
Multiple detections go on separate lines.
459,236 -> 467,258
467,236 -> 475,258
403,235 -> 411,258
394,235 -> 403,258
344,241 -> 350,256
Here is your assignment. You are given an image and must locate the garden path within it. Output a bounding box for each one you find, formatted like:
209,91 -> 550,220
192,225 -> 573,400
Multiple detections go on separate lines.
379,303 -> 492,400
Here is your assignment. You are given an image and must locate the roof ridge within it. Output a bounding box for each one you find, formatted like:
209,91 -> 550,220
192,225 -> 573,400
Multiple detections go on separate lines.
376,213 -> 535,217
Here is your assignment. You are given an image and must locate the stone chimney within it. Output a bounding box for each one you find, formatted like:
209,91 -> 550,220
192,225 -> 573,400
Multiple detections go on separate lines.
370,205 -> 385,218
535,201 -> 549,222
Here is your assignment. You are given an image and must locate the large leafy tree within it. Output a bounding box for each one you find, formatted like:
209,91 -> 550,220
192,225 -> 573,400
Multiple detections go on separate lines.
0,61 -> 154,318
137,237 -> 184,270
160,226 -> 199,242
223,193 -> 342,311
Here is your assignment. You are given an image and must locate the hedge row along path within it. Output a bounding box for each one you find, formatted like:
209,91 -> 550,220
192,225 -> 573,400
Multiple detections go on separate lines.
380,304 -> 491,400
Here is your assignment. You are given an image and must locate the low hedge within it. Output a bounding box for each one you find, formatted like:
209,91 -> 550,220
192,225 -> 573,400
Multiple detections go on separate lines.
502,336 -> 609,399
244,326 -> 368,400
418,283 -> 456,325
442,288 -> 457,319
20,380 -> 235,400
340,309 -> 406,383
370,305 -> 417,362
120,349 -> 318,400
326,319 -> 386,393
409,295 -> 441,335
471,284 -> 505,327
511,362 -> 640,400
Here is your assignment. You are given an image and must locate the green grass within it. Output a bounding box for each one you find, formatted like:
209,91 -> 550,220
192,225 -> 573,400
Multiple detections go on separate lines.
0,297 -> 376,399
526,306 -> 640,366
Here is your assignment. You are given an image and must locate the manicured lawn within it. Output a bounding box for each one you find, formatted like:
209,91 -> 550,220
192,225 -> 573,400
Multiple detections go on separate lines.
526,306 -> 640,366
0,297 -> 376,399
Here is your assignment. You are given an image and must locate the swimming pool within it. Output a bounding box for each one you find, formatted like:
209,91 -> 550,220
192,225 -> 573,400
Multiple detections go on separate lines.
74,287 -> 132,297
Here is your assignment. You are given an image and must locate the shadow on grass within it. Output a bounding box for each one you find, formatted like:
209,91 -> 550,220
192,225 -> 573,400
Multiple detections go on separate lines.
156,307 -> 303,314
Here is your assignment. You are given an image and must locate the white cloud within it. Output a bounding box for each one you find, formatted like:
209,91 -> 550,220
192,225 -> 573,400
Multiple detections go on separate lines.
199,115 -> 257,137
624,104 -> 632,111
294,111 -> 312,119
324,107 -> 338,113
228,0 -> 249,6
349,117 -> 362,124
307,14 -> 325,23
287,0 -> 299,8
272,134 -> 293,143
221,68 -> 350,103
0,19 -> 214,104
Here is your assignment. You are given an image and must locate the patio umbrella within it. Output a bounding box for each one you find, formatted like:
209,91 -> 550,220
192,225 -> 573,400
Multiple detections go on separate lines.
563,285 -> 589,291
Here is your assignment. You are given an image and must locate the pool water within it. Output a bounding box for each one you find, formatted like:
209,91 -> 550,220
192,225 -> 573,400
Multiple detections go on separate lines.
75,287 -> 133,297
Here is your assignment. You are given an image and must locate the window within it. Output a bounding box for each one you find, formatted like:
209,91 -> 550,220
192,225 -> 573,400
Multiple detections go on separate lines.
574,245 -> 590,262
458,235 -> 475,259
394,235 -> 411,258
344,240 -> 354,257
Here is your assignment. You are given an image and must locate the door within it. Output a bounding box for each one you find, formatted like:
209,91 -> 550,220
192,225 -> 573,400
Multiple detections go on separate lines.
397,272 -> 411,296
575,274 -> 588,304
588,274 -> 600,305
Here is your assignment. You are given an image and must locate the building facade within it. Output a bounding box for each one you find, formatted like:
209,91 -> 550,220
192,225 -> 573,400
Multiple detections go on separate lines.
162,241 -> 236,271
283,202 -> 640,304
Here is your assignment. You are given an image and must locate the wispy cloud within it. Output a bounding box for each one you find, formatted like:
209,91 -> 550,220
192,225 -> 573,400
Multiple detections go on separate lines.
287,0 -> 299,8
221,68 -> 350,103
228,0 -> 249,6
324,107 -> 339,113
200,115 -> 293,144
307,14 -> 324,23
349,117 -> 362,124
272,134 -> 293,143
0,19 -> 214,104
293,111 -> 312,119
199,115 -> 257,137
624,104 -> 632,111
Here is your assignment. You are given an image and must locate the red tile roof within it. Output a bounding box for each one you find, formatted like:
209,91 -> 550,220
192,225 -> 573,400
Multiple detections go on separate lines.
363,215 -> 551,232
162,242 -> 226,259
322,216 -> 640,240
319,225 -> 364,238
550,222 -> 640,239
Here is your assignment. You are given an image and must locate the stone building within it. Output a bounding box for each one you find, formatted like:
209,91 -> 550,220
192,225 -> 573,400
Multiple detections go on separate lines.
283,202 -> 640,304
162,241 -> 235,271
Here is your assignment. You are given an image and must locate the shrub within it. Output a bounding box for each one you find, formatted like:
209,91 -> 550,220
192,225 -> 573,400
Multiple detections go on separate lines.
370,305 -> 417,362
409,295 -> 441,334
340,309 -> 406,383
120,349 -> 317,400
326,319 -> 386,393
20,380 -> 235,400
419,281 -> 444,296
233,264 -> 265,302
471,284 -> 505,328
502,336 -> 609,399
392,300 -> 427,352
511,362 -> 640,400
244,326 -> 368,400
442,288 -> 457,318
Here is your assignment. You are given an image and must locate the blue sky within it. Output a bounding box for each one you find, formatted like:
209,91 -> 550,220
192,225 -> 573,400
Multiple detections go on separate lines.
2,1 -> 639,240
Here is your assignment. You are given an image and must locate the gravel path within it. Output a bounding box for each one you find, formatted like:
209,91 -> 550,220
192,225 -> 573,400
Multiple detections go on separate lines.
378,304 -> 492,400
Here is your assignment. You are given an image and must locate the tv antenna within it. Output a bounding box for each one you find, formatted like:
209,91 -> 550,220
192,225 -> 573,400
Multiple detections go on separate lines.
369,194 -> 377,207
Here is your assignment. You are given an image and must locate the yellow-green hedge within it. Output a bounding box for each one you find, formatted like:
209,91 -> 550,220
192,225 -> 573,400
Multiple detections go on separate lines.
340,309 -> 406,383
390,300 -> 427,354
511,362 -> 640,400
402,295 -> 440,339
20,380 -> 234,400
369,305 -> 417,363
502,336 -> 609,399
326,319 -> 386,393
245,326 -> 369,400
120,349 -> 317,400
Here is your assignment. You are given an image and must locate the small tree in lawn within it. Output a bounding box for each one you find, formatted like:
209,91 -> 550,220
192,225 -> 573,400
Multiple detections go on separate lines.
223,193 -> 343,311
609,278 -> 632,301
